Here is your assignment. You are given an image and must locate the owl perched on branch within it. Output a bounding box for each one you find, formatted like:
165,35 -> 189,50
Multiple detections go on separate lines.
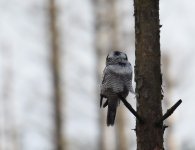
100,51 -> 134,126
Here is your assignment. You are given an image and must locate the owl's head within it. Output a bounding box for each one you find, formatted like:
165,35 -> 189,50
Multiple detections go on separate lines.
106,51 -> 128,66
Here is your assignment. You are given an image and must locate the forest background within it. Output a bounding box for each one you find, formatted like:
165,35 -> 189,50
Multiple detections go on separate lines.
0,0 -> 194,150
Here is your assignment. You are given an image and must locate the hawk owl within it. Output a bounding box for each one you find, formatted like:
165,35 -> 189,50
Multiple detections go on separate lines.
100,51 -> 134,126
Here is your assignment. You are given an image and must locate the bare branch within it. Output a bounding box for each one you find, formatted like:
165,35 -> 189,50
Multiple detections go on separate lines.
100,95 -> 103,108
100,94 -> 107,108
155,99 -> 182,126
163,125 -> 168,133
103,100 -> 108,108
118,94 -> 144,123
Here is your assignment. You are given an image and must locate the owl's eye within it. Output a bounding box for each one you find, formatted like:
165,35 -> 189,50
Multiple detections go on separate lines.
114,51 -> 121,56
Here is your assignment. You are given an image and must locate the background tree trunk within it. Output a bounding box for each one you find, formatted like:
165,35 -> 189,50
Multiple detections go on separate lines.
116,107 -> 128,150
49,0 -> 65,149
0,48 -> 20,150
94,0 -> 129,149
94,0 -> 108,149
134,0 -> 164,149
162,54 -> 177,150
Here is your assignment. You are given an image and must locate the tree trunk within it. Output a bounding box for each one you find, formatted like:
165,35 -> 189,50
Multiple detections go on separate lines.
49,0 -> 64,150
1,49 -> 19,150
116,107 -> 128,150
134,0 -> 164,150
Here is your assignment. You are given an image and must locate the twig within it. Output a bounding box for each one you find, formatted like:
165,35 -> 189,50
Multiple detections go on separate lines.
103,100 -> 108,108
100,95 -> 103,108
163,125 -> 168,133
155,99 -> 182,126
100,94 -> 107,108
118,94 -> 144,123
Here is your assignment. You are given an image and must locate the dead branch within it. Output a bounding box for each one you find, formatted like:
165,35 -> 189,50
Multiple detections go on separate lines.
155,99 -> 182,126
118,94 -> 144,123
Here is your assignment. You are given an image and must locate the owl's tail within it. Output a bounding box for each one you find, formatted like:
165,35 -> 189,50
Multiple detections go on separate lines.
107,98 -> 118,126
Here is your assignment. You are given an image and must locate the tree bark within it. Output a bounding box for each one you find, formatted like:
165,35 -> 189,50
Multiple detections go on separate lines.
134,0 -> 164,150
49,0 -> 64,150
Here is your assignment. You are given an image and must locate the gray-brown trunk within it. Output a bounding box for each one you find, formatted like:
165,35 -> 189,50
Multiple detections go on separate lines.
134,0 -> 164,149
49,0 -> 65,149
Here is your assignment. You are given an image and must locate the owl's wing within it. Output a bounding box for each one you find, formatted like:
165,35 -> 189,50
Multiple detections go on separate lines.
100,67 -> 110,107
101,66 -> 110,85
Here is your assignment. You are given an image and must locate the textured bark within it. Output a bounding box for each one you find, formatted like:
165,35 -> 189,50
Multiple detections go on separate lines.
49,0 -> 64,150
134,0 -> 164,150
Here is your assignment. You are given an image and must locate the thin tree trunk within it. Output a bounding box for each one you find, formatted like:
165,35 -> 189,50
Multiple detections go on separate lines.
116,107 -> 128,150
109,1 -> 129,149
107,1 -> 129,149
134,0 -> 164,149
49,0 -> 64,150
95,0 -> 129,149
94,0 -> 107,149
1,48 -> 19,150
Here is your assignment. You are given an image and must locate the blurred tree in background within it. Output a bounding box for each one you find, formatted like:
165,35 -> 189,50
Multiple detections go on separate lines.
95,0 -> 133,149
49,0 -> 65,149
162,54 -> 177,150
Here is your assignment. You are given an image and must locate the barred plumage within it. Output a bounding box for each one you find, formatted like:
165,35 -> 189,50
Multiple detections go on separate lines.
100,51 -> 134,126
